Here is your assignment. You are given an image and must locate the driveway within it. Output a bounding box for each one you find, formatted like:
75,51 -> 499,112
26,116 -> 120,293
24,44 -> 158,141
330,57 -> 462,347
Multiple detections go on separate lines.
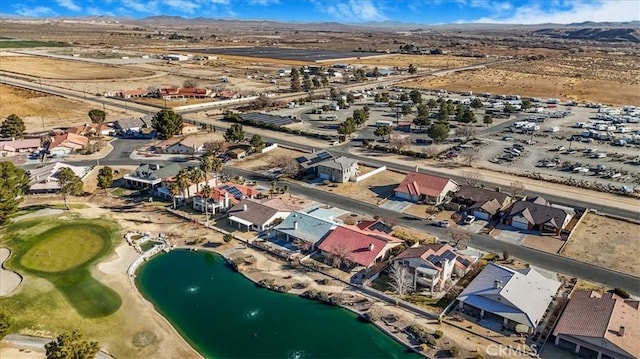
492,224 -> 528,245
378,197 -> 412,213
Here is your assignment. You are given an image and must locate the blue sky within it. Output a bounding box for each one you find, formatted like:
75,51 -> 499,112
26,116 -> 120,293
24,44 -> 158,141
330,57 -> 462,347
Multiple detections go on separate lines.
2,0 -> 639,24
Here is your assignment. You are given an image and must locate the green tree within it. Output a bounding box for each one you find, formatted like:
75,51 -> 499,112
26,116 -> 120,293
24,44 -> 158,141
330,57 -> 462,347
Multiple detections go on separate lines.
45,330 -> 99,359
0,162 -> 29,225
413,115 -> 430,131
57,167 -> 83,210
175,168 -> 190,200
250,134 -> 265,151
470,98 -> 484,111
151,109 -> 183,138
320,74 -> 329,87
168,182 -> 180,209
372,67 -> 381,78
87,109 -> 107,124
302,72 -> 312,93
374,93 -> 382,102
503,102 -> 516,113
455,104 -> 465,121
416,104 -> 429,118
426,98 -> 437,110
0,114 -> 26,139
337,98 -> 347,109
380,92 -> 390,103
428,123 -> 450,143
0,311 -> 13,340
224,124 -> 245,143
409,90 -> 422,104
438,101 -> 450,121
374,125 -> 391,141
96,166 -> 113,195
462,109 -> 475,123
337,117 -> 356,138
521,99 -> 532,110
408,63 -> 417,74
483,115 -> 493,126
400,93 -> 409,102
200,183 -> 213,222
352,108 -> 368,128
223,233 -> 234,243
311,77 -> 321,89
329,87 -> 337,99
401,104 -> 413,116
290,68 -> 301,92
189,168 -> 205,194
346,93 -> 355,105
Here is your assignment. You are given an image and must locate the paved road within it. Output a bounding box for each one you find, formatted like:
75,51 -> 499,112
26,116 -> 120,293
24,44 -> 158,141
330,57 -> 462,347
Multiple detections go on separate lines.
2,334 -> 113,359
227,167 -> 640,296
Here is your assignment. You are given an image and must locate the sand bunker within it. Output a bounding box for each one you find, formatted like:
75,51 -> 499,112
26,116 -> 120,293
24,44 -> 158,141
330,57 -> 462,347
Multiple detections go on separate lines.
98,243 -> 139,275
0,248 -> 22,296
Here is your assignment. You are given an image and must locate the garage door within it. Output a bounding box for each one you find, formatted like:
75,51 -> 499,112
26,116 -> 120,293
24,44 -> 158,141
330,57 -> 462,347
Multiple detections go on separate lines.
318,173 -> 330,180
512,219 -> 529,230
474,211 -> 490,220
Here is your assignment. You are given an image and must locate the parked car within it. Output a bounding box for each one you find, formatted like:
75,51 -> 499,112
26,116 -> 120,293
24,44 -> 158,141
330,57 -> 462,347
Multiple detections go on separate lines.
463,215 -> 476,224
433,220 -> 450,228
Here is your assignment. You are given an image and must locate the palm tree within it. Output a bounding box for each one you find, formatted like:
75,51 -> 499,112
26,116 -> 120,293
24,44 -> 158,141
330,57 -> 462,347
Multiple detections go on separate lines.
200,183 -> 212,222
211,157 -> 223,178
175,169 -> 190,202
189,168 -> 205,195
200,153 -> 214,183
168,183 -> 180,209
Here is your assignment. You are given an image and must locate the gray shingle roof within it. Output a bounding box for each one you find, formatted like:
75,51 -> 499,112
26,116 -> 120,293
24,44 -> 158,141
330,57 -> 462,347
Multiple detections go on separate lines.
506,201 -> 570,228
274,211 -> 336,245
130,162 -> 181,180
317,156 -> 358,171
114,117 -> 148,130
457,262 -> 560,328
227,199 -> 280,226
455,185 -> 510,205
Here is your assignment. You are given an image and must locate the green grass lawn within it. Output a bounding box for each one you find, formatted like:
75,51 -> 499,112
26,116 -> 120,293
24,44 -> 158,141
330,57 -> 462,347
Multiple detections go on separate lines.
0,40 -> 69,48
2,217 -> 122,318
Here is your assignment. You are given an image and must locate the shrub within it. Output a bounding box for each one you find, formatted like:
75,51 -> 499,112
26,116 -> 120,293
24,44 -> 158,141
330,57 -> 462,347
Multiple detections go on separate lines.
406,325 -> 436,346
419,344 -> 429,352
613,287 -> 630,299
502,250 -> 510,260
449,346 -> 459,358
223,233 -> 233,243
473,354 -> 485,359
433,329 -> 444,339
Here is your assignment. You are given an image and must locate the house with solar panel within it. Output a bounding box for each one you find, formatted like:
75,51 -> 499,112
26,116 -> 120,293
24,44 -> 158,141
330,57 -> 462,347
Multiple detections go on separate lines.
392,244 -> 477,293
295,150 -> 360,183
192,182 -> 261,214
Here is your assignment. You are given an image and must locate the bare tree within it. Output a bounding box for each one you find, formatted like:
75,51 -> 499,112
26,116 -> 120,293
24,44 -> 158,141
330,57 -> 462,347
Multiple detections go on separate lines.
447,227 -> 470,247
203,140 -> 227,156
423,146 -> 440,159
183,79 -> 198,88
459,171 -> 483,186
389,132 -> 412,152
509,180 -> 525,199
388,264 -> 412,297
454,125 -> 477,142
329,243 -> 353,269
270,156 -> 300,178
460,148 -> 480,167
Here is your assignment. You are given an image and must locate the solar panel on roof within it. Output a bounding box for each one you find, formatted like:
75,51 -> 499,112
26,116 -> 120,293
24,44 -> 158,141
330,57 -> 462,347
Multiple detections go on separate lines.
443,251 -> 457,261
426,254 -> 438,262
369,222 -> 393,234
317,151 -> 332,160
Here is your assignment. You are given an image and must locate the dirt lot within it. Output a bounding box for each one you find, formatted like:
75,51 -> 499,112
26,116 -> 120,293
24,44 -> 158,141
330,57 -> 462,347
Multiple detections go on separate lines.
522,235 -> 565,254
562,214 -> 640,276
0,84 -> 119,131
313,169 -> 405,205
404,67 -> 640,106
350,54 -> 485,69
0,55 -> 153,80
231,148 -> 306,171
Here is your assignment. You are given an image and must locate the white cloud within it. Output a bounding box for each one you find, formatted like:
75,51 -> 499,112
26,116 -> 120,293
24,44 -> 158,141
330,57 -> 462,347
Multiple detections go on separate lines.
86,7 -> 114,16
247,0 -> 280,5
14,6 -> 57,17
127,1 -> 159,13
317,0 -> 387,22
470,0 -> 640,24
56,0 -> 82,12
163,0 -> 201,13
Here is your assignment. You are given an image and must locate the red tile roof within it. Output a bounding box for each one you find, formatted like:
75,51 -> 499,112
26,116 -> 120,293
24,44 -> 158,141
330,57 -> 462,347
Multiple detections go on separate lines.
395,171 -> 454,198
553,291 -> 640,358
196,182 -> 260,204
49,132 -> 88,150
318,226 -> 390,267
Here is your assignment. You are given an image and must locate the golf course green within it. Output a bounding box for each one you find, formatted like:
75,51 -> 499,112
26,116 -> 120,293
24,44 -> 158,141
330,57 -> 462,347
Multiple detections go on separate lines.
1,218 -> 122,318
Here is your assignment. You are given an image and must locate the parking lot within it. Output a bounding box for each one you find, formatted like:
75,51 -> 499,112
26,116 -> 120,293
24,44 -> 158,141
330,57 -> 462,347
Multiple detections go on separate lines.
184,46 -> 381,62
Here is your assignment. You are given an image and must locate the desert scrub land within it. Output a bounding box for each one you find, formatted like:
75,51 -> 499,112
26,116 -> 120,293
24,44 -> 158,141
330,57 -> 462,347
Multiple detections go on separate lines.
0,55 -> 153,80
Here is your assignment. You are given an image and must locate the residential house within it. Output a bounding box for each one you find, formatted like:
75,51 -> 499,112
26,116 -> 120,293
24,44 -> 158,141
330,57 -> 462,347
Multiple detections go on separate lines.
227,145 -> 251,159
158,87 -> 213,100
113,117 -> 149,135
394,171 -> 459,205
47,133 -> 89,156
181,123 -> 200,135
65,123 -> 112,137
163,136 -> 206,155
217,90 -> 240,100
316,156 -> 359,183
553,290 -> 639,359
0,138 -> 40,156
454,185 -> 512,220
296,150 -> 335,174
115,88 -> 147,98
159,173 -> 217,202
272,211 -> 336,250
123,162 -> 181,190
456,262 -> 561,333
227,199 -> 291,231
193,182 -> 261,214
504,197 -> 574,235
317,225 -> 403,270
356,220 -> 394,235
27,162 -> 90,194
393,244 -> 477,293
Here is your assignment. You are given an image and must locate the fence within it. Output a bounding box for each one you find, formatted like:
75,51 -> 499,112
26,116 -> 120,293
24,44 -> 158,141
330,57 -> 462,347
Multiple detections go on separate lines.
260,143 -> 278,153
172,96 -> 258,112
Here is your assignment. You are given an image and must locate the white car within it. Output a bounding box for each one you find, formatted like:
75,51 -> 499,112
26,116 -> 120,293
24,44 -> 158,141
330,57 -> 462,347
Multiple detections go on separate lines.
463,215 -> 476,224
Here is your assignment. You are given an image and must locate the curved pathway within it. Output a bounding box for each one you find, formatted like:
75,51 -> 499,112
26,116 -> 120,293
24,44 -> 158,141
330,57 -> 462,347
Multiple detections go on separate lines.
0,248 -> 22,296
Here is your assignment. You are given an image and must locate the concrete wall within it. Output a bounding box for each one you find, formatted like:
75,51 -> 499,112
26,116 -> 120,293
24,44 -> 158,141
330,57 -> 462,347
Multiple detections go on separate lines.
172,96 -> 258,112
352,165 -> 386,182
260,143 -> 278,153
